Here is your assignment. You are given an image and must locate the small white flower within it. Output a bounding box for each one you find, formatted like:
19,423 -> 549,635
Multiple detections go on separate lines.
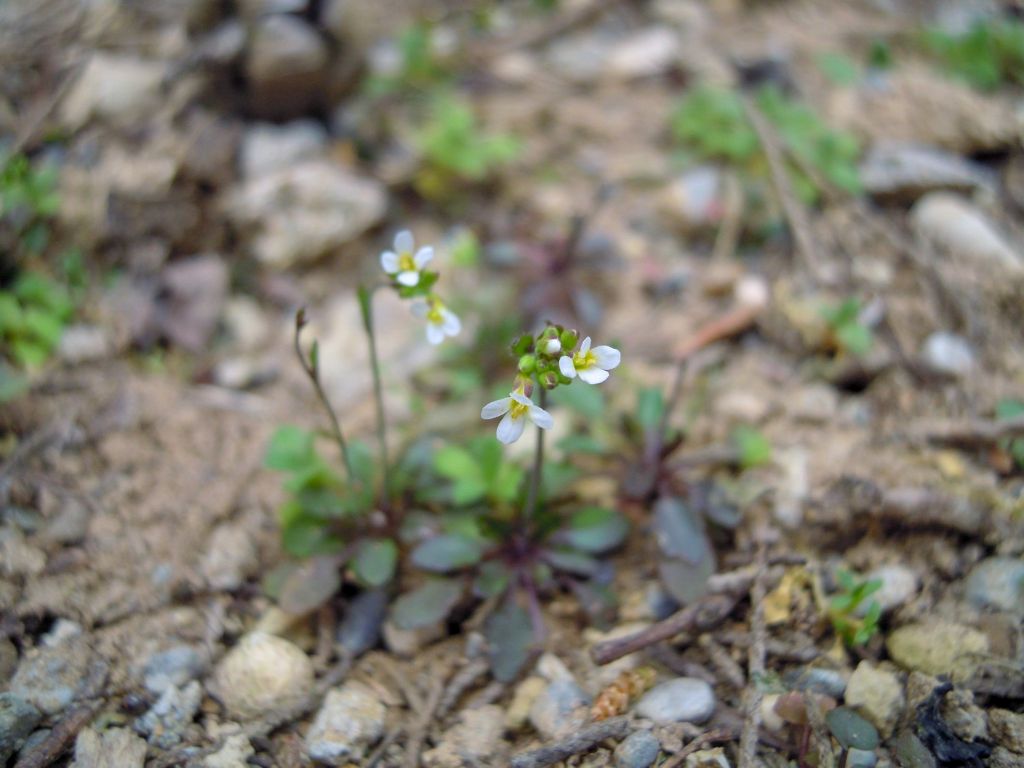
558,336 -> 620,384
544,338 -> 562,355
480,389 -> 554,444
380,230 -> 434,287
411,297 -> 460,345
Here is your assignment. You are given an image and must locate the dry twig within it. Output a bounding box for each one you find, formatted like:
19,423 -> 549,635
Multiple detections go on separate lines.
591,592 -> 740,666
509,716 -> 632,768
13,701 -> 101,768
404,664 -> 452,768
660,726 -> 742,768
738,537 -> 769,768
913,414 -> 1024,448
437,658 -> 489,719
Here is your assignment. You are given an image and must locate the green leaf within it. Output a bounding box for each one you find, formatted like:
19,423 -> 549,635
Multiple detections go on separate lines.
543,549 -> 600,576
473,561 -> 511,598
435,445 -> 486,504
733,425 -> 772,469
484,594 -> 534,682
817,52 -> 860,85
391,578 -> 463,630
561,507 -> 629,553
352,538 -> 398,587
22,308 -> 63,349
836,322 -> 873,356
653,496 -> 707,564
411,534 -> 484,572
636,387 -> 666,432
551,383 -> 605,420
278,555 -> 341,615
265,426 -> 316,471
0,294 -> 23,331
11,338 -> 49,368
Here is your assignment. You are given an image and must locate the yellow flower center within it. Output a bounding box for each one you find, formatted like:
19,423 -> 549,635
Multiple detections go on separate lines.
427,306 -> 444,324
399,253 -> 416,272
573,350 -> 596,370
509,400 -> 529,420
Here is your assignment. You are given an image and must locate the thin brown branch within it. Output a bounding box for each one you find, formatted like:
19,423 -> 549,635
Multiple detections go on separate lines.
591,592 -> 740,666
660,726 -> 742,768
13,701 -> 101,768
509,716 -> 631,768
913,414 -> 1024,448
404,664 -> 451,768
738,538 -> 769,768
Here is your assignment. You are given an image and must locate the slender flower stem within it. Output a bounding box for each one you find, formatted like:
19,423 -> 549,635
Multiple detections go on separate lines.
522,387 -> 547,522
358,285 -> 391,512
294,311 -> 354,483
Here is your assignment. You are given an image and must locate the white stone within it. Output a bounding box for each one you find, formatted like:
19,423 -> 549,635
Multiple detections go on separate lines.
860,564 -> 919,615
922,332 -> 975,377
607,27 -> 680,79
60,54 -> 165,130
845,662 -> 904,738
306,682 -> 386,764
911,193 -> 1021,272
635,678 -> 715,725
202,734 -> 254,768
213,633 -> 313,720
240,121 -> 327,179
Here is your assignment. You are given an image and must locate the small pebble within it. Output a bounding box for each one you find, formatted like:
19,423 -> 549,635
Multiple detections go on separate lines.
785,667 -> 848,699
305,681 -> 386,765
213,633 -> 313,721
891,729 -> 936,768
684,748 -> 730,767
133,681 -> 202,749
988,708 -> 1024,753
529,680 -> 591,739
847,748 -> 878,768
9,638 -> 93,715
423,705 -> 505,767
202,733 -> 254,768
506,676 -> 546,731
844,662 -> 904,738
922,332 -> 976,377
142,645 -> 206,695
614,729 -> 661,768
634,678 -> 715,725
826,707 -> 880,751
73,727 -> 147,768
860,564 -> 919,615
964,557 -> 1024,615
0,693 -> 42,763
886,621 -> 988,678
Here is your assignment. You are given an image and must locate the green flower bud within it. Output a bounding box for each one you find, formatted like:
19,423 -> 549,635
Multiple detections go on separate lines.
541,370 -> 559,389
560,329 -> 579,350
518,354 -> 536,374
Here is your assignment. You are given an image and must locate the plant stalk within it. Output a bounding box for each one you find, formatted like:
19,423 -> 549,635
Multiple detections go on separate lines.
359,285 -> 392,512
522,387 -> 547,522
294,312 -> 355,483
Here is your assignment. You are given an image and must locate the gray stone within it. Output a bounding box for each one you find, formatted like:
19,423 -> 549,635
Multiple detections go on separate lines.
133,681 -> 202,749
860,142 -> 993,201
40,497 -> 91,545
911,193 -> 1022,272
784,667 -> 848,699
891,729 -> 936,768
423,705 -> 505,767
9,639 -> 93,715
660,166 -> 724,233
922,332 -> 976,377
226,161 -> 387,267
844,662 -> 904,738
214,633 -> 313,721
58,325 -> 112,365
826,707 -> 879,751
606,27 -> 680,80
306,682 -> 386,765
991,746 -> 1024,768
989,708 -> 1024,754
965,557 -> 1024,615
529,680 -> 591,739
143,645 -> 206,695
60,54 -> 165,130
202,733 -> 254,768
614,729 -> 661,768
886,621 -> 988,678
847,748 -> 878,768
337,588 -> 388,658
635,678 -> 715,725
0,693 -> 42,763
245,15 -> 328,119
860,564 -> 919,615
198,521 -> 257,590
545,31 -> 612,84
240,120 -> 327,179
158,255 -> 230,354
72,727 -> 147,768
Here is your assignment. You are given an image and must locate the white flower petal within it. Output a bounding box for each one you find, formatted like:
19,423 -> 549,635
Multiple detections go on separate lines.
529,405 -> 553,430
496,412 -> 526,444
410,299 -> 429,318
510,391 -> 533,407
591,345 -> 621,370
579,336 -> 592,355
413,246 -> 434,269
441,309 -> 461,336
426,323 -> 444,345
380,251 -> 399,273
394,230 -> 414,254
481,397 -> 511,419
397,270 -> 420,286
559,356 -> 577,378
578,367 -> 610,385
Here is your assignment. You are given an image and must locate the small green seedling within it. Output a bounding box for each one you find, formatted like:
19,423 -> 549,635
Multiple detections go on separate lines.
1,152 -> 60,255
732,425 -> 772,469
921,19 -> 1024,91
363,21 -> 453,97
821,297 -> 873,357
0,271 -> 74,370
828,568 -> 883,647
415,95 -> 519,200
996,399 -> 1024,470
